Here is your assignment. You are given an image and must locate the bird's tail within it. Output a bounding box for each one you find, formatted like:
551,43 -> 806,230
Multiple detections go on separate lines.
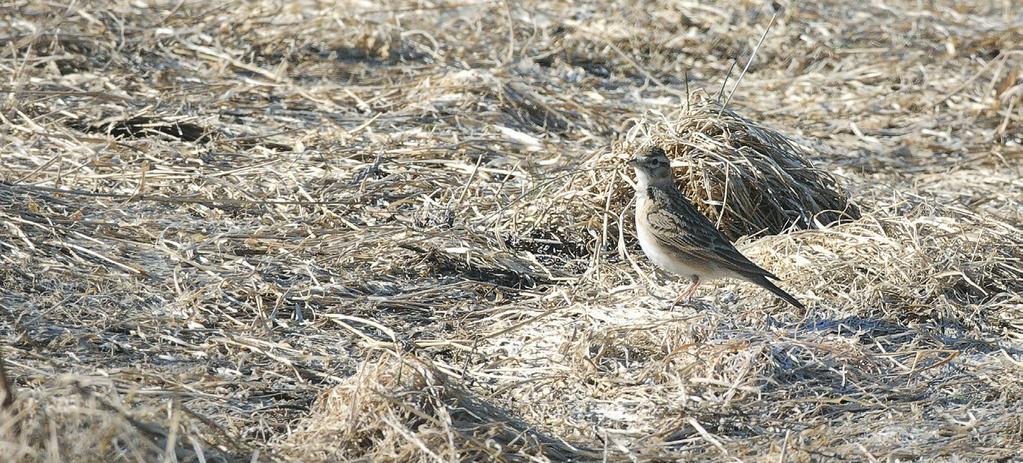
748,275 -> 805,310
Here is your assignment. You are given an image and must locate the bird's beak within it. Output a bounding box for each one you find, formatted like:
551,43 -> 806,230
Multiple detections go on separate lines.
626,159 -> 637,167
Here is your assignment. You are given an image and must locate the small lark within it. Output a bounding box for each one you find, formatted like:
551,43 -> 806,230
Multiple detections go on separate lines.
629,146 -> 805,309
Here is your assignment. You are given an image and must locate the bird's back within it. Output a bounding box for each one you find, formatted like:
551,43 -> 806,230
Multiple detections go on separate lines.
637,183 -> 776,281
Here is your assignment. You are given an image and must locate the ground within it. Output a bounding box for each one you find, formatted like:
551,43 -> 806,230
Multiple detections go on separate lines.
1,1 -> 1022,462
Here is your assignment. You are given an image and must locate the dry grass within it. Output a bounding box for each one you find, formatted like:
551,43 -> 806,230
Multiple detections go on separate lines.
628,97 -> 861,239
2,0 -> 1022,462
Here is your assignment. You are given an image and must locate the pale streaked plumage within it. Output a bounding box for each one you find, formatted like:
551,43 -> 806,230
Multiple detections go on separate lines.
630,146 -> 805,309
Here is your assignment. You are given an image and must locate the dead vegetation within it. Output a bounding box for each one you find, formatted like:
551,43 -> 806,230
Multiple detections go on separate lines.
631,97 -> 861,239
1,0 -> 1022,462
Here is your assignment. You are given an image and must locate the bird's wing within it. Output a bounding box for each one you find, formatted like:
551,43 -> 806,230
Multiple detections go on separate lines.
644,187 -> 776,279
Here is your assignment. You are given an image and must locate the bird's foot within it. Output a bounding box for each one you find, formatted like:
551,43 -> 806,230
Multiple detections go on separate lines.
669,297 -> 697,311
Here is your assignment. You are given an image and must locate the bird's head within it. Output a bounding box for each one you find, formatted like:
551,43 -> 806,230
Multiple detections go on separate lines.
628,146 -> 674,188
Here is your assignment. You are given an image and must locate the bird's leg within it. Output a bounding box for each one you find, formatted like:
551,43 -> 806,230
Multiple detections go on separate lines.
672,275 -> 701,307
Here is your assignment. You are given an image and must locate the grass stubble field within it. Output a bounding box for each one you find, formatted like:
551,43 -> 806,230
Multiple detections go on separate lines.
1,0 -> 1023,461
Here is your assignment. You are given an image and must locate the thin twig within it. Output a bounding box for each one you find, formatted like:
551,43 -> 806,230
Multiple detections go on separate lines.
716,60 -> 737,103
720,9 -> 780,114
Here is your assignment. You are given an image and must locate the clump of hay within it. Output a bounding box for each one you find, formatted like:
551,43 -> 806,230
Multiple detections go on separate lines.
622,98 -> 860,240
514,98 -> 861,259
0,377 -> 240,463
275,353 -> 591,462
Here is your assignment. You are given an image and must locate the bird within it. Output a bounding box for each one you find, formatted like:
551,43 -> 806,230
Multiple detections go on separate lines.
628,145 -> 805,309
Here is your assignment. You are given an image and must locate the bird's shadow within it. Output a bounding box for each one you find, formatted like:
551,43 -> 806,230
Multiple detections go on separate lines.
638,281 -> 1020,357
641,291 -> 717,313
792,315 -> 1021,355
